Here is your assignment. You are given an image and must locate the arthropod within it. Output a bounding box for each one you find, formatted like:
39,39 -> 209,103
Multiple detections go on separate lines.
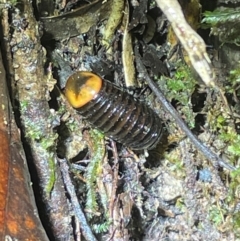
65,71 -> 163,150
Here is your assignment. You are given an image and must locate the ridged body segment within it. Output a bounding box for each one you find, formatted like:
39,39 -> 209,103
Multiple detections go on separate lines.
65,71 -> 163,150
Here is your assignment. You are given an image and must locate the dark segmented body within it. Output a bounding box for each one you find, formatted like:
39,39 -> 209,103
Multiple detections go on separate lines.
72,77 -> 163,150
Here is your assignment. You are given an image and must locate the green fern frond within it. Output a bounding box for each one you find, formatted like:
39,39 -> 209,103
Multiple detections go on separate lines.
202,9 -> 240,45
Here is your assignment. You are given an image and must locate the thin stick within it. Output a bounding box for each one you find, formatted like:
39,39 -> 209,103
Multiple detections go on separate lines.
58,158 -> 98,241
155,0 -> 216,88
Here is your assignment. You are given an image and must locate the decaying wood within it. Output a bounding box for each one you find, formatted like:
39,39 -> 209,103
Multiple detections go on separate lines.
0,45 -> 49,241
5,0 -> 74,239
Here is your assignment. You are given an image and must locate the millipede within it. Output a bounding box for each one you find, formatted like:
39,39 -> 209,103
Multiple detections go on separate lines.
64,71 -> 163,150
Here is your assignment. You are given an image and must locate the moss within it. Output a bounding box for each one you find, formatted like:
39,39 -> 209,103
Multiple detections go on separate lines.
166,63 -> 197,104
156,62 -> 197,128
85,129 -> 105,218
20,100 -> 29,113
204,61 -> 240,235
40,133 -> 58,151
45,155 -> 56,193
233,212 -> 240,237
24,118 -> 43,140
21,101 -> 58,194
209,204 -> 226,226
92,220 -> 111,234
65,118 -> 80,133
225,65 -> 240,95
219,126 -> 240,158
165,150 -> 186,178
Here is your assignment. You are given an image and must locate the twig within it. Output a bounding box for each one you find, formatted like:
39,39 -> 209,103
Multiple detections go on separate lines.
58,158 -> 97,241
155,0 -> 216,88
109,140 -> 119,219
